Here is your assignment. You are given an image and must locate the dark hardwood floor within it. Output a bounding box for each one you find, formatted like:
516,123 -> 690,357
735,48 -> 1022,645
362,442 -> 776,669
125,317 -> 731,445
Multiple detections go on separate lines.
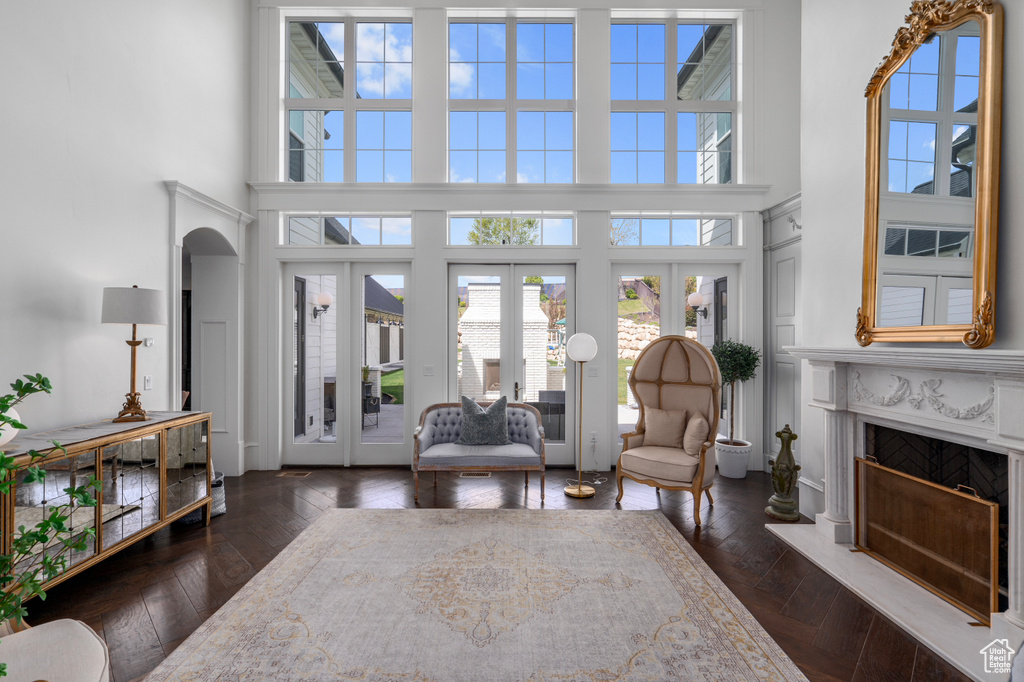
26,468 -> 968,682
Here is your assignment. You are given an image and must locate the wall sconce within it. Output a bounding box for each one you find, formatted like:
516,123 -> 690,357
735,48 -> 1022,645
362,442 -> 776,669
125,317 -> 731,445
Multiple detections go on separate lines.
312,291 -> 333,319
687,292 -> 709,319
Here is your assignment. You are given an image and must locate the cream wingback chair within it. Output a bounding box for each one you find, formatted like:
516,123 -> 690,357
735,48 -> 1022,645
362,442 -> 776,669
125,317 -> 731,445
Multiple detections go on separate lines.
616,335 -> 722,525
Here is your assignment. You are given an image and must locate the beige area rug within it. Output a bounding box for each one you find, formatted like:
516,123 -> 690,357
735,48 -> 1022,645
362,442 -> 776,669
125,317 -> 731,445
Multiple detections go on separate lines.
146,510 -> 807,681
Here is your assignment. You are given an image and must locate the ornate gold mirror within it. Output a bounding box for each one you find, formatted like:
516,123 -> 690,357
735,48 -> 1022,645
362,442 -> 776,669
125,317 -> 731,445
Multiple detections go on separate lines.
858,0 -> 1003,348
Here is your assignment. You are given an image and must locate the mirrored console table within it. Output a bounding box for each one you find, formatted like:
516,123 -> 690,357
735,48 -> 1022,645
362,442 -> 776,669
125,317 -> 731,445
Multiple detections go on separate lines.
2,411 -> 213,591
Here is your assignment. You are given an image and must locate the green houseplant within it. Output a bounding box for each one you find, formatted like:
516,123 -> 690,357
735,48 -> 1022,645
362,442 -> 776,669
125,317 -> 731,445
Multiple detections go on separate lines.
710,341 -> 762,479
0,374 -> 100,677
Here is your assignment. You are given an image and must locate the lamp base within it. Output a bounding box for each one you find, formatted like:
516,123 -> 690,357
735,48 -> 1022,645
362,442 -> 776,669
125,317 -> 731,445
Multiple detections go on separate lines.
113,392 -> 149,423
564,484 -> 596,498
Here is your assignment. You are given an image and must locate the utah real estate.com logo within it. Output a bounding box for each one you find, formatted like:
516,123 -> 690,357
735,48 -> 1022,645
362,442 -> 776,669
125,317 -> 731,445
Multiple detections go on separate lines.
980,638 -> 1015,675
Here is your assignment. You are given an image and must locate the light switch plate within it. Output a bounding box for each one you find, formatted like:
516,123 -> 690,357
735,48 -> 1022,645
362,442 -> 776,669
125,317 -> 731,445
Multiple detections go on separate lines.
588,367 -> 599,377
144,375 -> 153,390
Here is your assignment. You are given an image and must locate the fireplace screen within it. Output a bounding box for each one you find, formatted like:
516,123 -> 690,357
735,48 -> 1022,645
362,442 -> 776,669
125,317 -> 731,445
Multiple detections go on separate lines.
855,457 -> 998,624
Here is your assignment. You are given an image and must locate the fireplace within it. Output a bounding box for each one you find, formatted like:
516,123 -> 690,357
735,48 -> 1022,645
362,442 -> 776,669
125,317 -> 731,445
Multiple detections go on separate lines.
865,423 -> 1009,601
777,346 -> 1024,679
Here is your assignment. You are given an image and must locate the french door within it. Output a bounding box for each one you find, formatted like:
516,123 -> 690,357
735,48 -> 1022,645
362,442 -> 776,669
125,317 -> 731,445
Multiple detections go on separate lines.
448,264 -> 576,464
282,261 -> 412,467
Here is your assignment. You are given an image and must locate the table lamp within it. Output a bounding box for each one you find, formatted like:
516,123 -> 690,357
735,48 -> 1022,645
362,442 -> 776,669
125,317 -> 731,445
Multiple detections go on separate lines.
102,285 -> 167,422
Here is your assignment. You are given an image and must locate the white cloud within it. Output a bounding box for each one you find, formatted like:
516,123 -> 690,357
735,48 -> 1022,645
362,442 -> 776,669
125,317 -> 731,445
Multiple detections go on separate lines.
356,23 -> 413,98
449,59 -> 474,97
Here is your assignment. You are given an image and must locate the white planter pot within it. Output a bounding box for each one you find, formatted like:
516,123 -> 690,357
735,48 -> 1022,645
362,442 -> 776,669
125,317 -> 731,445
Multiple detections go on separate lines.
716,438 -> 752,479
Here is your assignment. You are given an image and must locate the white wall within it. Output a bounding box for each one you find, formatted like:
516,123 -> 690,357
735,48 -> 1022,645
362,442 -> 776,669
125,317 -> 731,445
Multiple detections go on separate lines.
0,2 -> 250,433
799,0 -> 1024,512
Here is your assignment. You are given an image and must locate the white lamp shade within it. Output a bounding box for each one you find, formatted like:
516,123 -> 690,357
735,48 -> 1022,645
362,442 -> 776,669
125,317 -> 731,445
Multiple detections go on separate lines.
687,292 -> 704,308
101,287 -> 167,325
566,332 -> 598,362
0,408 -> 22,449
316,291 -> 334,307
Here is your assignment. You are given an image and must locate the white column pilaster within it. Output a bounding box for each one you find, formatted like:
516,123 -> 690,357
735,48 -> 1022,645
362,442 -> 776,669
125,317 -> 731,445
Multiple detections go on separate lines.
808,360 -> 854,543
1005,449 -> 1024,629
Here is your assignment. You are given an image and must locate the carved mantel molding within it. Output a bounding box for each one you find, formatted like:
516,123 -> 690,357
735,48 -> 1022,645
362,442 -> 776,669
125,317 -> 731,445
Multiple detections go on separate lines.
786,346 -> 1024,379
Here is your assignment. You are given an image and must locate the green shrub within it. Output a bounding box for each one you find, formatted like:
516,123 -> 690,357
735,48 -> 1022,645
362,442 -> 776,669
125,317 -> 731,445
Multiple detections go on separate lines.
625,288 -> 638,300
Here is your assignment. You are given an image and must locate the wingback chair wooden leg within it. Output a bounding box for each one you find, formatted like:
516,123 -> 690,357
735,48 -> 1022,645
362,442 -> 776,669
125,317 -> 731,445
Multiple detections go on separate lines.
615,471 -> 625,502
706,489 -> 714,505
693,488 -> 704,526
414,472 -> 419,501
541,472 -> 545,501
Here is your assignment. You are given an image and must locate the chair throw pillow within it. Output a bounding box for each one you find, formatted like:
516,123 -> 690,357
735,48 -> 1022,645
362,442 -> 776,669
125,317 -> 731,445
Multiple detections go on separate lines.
456,395 -> 512,446
683,414 -> 711,456
643,407 -> 687,449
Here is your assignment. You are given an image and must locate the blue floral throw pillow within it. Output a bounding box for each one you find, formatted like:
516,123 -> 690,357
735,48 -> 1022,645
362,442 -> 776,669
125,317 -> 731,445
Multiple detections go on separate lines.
456,395 -> 512,446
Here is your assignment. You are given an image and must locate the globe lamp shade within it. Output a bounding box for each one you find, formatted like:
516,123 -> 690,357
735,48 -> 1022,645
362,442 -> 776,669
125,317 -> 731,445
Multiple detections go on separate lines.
566,333 -> 598,363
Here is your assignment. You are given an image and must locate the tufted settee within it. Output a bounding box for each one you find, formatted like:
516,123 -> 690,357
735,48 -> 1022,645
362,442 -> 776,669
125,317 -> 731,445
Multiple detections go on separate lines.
412,401 -> 546,501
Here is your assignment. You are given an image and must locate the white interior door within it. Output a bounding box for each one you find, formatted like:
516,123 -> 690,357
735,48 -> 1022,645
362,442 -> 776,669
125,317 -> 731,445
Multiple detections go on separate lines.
449,264 -> 576,464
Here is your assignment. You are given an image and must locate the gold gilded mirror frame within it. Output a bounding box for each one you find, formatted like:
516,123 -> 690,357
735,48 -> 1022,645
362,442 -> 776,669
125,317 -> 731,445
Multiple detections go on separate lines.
858,0 -> 1003,348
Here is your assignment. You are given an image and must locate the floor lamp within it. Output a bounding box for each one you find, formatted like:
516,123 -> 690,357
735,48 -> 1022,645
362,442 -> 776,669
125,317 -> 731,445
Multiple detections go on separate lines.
102,285 -> 167,422
565,332 -> 597,498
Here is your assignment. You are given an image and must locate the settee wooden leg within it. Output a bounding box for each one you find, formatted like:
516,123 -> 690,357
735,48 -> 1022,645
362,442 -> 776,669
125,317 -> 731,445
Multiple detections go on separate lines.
541,471 -> 545,501
414,472 -> 419,501
615,471 -> 624,503
525,471 -> 529,489
693,489 -> 703,526
433,472 -> 437,487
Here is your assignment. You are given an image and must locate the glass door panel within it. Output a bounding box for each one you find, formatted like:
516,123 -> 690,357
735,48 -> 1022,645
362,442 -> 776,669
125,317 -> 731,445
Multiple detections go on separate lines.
292,273 -> 338,445
350,262 -> 412,466
360,273 -> 406,445
519,271 -> 567,444
614,272 -> 664,442
455,270 -> 505,402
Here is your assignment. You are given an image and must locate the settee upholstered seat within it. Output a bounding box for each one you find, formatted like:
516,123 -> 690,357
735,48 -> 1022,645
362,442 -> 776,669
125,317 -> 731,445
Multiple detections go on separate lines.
413,401 -> 545,500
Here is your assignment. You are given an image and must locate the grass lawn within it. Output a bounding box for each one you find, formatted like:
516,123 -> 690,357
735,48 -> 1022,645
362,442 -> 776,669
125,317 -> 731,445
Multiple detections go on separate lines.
618,358 -> 634,405
617,299 -> 649,316
381,369 -> 404,404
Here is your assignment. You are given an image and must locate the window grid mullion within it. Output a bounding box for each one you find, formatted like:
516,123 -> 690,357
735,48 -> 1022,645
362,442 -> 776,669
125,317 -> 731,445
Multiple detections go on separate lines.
507,18 -> 517,185
344,17 -> 357,183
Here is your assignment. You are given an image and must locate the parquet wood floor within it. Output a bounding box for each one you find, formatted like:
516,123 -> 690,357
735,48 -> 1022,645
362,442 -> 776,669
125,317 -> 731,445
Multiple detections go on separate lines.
26,468 -> 968,682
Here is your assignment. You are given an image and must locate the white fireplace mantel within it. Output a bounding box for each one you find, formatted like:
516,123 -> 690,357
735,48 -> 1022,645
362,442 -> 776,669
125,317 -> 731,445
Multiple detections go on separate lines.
771,345 -> 1024,681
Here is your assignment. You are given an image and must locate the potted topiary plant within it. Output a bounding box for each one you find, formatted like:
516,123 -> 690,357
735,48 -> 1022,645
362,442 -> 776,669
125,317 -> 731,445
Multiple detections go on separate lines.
710,340 -> 762,479
0,374 -> 100,676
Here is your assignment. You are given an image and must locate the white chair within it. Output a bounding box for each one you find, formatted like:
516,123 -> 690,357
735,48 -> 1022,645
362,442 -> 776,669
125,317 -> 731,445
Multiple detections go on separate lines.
0,619 -> 110,681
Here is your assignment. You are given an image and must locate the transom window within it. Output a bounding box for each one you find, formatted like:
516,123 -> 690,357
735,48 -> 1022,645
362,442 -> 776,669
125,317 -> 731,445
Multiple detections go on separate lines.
610,214 -> 734,246
449,212 -> 575,245
284,215 -> 412,246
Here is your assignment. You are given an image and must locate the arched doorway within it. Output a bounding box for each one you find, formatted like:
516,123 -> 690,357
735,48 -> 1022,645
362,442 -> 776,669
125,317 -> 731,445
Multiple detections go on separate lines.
167,181 -> 253,476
